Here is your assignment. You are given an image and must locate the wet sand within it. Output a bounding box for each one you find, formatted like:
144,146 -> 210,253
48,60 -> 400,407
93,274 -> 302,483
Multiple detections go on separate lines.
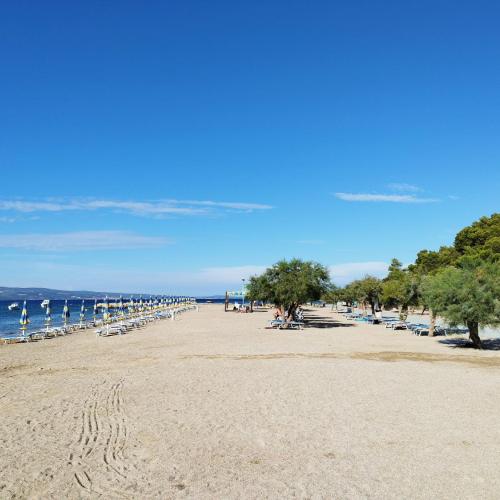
1,305 -> 499,499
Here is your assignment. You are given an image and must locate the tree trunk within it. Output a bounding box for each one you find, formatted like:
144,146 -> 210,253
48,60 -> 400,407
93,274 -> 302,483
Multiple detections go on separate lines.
286,303 -> 298,323
400,305 -> 408,322
428,310 -> 436,337
467,321 -> 483,349
370,301 -> 376,315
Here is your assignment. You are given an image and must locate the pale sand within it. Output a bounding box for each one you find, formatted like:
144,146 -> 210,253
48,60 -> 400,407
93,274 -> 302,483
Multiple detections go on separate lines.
1,305 -> 500,499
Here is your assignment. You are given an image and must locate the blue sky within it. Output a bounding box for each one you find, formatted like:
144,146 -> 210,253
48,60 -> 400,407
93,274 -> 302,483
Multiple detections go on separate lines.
0,1 -> 499,294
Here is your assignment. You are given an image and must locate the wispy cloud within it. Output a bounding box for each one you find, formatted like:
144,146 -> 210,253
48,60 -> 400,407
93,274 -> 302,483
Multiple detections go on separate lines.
173,200 -> 273,211
0,216 -> 16,223
0,198 -> 273,217
334,192 -> 439,203
387,183 -> 421,192
0,231 -> 169,251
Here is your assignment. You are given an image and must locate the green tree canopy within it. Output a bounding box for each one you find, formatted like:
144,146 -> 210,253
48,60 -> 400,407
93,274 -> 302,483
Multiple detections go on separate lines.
381,259 -> 421,317
246,259 -> 331,320
421,258 -> 500,348
409,246 -> 460,276
454,213 -> 500,260
348,276 -> 382,314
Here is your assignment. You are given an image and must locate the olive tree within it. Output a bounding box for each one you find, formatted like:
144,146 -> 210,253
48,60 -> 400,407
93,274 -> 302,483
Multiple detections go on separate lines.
246,259 -> 331,322
354,276 -> 383,315
421,258 -> 500,349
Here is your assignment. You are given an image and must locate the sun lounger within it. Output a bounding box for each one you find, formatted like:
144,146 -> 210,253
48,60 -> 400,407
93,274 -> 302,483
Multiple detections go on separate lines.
2,334 -> 30,344
278,321 -> 304,330
266,319 -> 285,329
391,322 -> 408,330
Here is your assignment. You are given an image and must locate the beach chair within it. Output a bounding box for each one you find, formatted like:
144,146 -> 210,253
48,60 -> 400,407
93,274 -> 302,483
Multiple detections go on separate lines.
266,319 -> 285,329
28,331 -> 46,341
391,321 -> 408,331
278,321 -> 304,330
1,333 -> 31,344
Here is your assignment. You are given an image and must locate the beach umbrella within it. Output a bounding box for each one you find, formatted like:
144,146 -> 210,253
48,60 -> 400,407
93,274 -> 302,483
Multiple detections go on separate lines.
79,300 -> 85,327
103,297 -> 110,334
19,300 -> 29,336
103,296 -> 109,322
118,295 -> 124,317
103,296 -> 111,334
128,297 -> 134,315
93,299 -> 98,322
45,300 -> 52,333
62,299 -> 70,327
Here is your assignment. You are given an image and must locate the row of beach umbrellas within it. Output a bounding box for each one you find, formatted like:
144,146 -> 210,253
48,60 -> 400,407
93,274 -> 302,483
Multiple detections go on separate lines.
18,296 -> 195,333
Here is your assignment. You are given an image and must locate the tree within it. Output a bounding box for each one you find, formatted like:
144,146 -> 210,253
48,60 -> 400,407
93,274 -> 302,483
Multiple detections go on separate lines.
246,259 -> 331,322
454,213 -> 500,261
410,246 -> 460,274
322,285 -> 341,309
341,282 -> 362,307
382,259 -> 422,320
353,276 -> 382,315
408,247 -> 461,335
421,258 -> 500,349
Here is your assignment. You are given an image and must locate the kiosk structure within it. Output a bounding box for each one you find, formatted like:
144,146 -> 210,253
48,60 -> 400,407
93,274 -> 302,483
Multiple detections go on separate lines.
224,286 -> 248,312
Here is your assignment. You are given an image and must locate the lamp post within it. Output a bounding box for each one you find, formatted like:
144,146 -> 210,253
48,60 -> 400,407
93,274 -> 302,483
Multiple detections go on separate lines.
241,278 -> 246,306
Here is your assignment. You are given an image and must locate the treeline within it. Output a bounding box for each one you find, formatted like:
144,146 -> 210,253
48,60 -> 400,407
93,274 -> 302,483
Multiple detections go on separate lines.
326,214 -> 500,348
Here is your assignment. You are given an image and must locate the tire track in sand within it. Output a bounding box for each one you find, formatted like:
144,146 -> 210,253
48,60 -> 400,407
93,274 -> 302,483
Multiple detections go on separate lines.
68,379 -> 135,498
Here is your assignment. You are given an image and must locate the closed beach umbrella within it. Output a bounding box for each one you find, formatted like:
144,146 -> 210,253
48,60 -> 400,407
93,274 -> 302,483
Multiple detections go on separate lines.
45,300 -> 52,333
19,300 -> 30,334
139,296 -> 143,312
80,299 -> 85,326
102,296 -> 110,334
93,299 -> 98,322
103,296 -> 109,322
62,299 -> 70,326
45,300 -> 51,323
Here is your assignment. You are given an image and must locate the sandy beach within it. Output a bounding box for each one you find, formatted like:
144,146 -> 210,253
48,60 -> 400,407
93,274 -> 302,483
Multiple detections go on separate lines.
1,304 -> 500,499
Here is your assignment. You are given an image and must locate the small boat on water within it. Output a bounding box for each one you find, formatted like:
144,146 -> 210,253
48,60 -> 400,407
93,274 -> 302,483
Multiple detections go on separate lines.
41,299 -> 50,308
8,302 -> 20,311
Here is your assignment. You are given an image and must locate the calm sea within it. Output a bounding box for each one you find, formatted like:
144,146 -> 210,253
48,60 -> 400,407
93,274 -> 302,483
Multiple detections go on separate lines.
0,298 -> 226,338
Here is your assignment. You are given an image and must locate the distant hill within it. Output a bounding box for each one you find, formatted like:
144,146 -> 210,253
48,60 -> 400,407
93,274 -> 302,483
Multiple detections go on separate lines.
0,286 -> 215,301
0,286 -> 133,301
